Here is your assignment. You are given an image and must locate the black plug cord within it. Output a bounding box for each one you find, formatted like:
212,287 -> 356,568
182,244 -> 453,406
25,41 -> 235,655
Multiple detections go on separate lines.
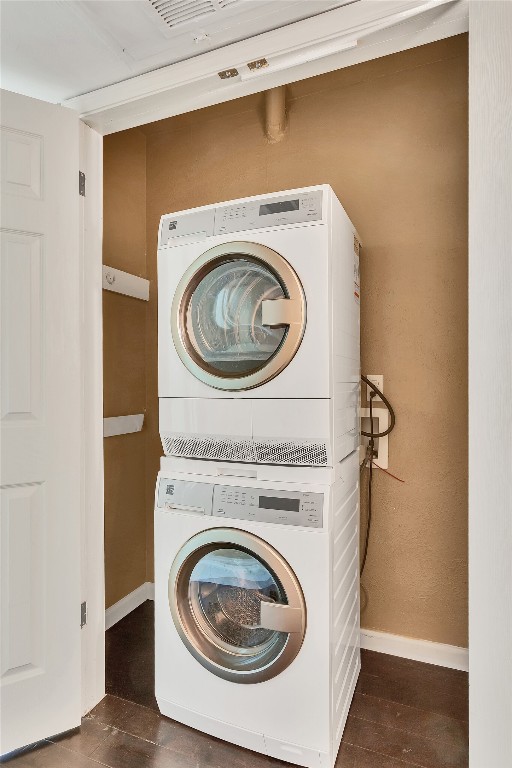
360,391 -> 375,575
361,374 -> 395,437
360,375 -> 396,578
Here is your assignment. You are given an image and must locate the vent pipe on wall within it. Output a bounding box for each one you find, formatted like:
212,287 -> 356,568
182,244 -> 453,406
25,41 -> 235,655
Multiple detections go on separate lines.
265,86 -> 287,144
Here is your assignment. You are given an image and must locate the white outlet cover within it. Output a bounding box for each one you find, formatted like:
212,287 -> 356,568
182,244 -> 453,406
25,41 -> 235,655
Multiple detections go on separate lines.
366,374 -> 383,402
359,406 -> 389,469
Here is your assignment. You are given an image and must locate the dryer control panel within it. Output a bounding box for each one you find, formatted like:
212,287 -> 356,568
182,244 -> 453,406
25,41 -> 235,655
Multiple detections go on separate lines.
159,189 -> 323,247
214,189 -> 323,236
157,478 -> 323,528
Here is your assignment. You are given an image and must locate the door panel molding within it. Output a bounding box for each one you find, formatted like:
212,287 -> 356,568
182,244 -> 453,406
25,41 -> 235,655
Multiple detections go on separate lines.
0,127 -> 43,200
0,230 -> 43,423
0,89 -> 81,756
0,482 -> 45,682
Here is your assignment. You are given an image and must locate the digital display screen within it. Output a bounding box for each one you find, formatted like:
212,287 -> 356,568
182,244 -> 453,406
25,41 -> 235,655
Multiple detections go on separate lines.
259,496 -> 300,513
259,199 -> 299,216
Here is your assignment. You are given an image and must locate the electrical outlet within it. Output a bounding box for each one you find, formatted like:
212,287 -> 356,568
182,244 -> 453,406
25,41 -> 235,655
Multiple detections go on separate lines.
366,374 -> 383,402
359,407 -> 389,469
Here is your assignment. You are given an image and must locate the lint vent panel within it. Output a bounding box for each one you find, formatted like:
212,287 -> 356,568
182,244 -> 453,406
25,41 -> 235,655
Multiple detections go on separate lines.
149,0 -> 240,29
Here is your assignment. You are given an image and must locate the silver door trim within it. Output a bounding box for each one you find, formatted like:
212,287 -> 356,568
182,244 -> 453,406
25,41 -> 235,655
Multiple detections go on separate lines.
168,528 -> 307,683
170,242 -> 306,391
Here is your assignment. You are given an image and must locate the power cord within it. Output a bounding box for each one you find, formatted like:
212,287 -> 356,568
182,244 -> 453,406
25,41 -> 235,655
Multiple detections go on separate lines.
359,375 -> 398,579
360,374 -> 395,438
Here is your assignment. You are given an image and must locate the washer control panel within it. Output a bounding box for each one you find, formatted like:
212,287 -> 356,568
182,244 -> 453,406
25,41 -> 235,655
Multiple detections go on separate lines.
212,484 -> 323,528
157,479 -> 323,528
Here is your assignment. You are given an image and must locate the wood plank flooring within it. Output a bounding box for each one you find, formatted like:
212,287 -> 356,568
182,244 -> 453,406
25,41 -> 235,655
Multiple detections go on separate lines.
4,601 -> 468,767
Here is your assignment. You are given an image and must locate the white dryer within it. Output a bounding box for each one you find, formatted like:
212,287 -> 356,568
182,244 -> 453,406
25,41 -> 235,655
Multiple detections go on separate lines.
158,184 -> 360,468
154,452 -> 360,768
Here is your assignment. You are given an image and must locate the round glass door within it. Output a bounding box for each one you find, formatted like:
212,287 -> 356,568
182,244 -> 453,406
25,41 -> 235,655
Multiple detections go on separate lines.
169,529 -> 306,683
171,242 -> 306,391
186,260 -> 286,376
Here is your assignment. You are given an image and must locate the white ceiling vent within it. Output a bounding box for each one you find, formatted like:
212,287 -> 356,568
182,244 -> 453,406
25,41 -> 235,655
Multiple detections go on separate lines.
149,0 -> 241,30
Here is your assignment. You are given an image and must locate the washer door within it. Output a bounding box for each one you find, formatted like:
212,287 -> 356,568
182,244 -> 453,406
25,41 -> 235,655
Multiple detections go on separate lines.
171,241 -> 306,391
169,528 -> 306,683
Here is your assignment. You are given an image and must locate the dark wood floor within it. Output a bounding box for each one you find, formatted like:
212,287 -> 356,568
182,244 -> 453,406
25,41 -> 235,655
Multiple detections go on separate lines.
6,601 -> 468,767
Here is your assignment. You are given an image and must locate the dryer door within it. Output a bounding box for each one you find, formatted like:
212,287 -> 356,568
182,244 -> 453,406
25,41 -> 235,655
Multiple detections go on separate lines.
171,241 -> 306,391
169,528 -> 306,683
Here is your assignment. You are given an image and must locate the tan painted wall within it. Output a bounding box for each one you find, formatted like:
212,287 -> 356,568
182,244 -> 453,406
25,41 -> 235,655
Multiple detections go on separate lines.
142,35 -> 468,647
103,130 -> 148,609
103,35 -> 468,646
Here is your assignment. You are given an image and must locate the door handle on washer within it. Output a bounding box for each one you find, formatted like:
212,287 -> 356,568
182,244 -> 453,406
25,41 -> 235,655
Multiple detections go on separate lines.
259,602 -> 303,633
164,503 -> 206,514
261,298 -> 302,326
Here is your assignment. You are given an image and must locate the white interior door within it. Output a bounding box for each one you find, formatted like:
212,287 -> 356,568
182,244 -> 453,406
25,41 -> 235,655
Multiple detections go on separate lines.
0,89 -> 82,754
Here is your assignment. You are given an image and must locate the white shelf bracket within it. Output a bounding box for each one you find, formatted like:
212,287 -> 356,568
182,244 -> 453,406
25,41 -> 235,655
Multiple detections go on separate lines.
103,414 -> 144,438
102,265 -> 149,301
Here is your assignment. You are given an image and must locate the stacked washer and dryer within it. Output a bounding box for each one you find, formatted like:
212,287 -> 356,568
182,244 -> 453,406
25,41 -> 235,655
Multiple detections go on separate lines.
154,185 -> 361,768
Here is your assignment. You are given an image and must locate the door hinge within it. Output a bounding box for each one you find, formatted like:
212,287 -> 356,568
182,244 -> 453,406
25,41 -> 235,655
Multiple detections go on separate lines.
79,171 -> 86,197
81,601 -> 87,628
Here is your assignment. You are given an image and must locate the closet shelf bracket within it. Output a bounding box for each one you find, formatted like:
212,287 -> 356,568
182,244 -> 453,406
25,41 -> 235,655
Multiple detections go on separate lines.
103,265 -> 149,301
104,414 -> 144,438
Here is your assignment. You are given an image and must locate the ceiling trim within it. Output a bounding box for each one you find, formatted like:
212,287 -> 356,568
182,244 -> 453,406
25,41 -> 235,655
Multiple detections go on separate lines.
64,0 -> 468,135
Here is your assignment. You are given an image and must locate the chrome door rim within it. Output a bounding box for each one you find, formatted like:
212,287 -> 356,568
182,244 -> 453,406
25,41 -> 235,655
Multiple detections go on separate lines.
171,241 -> 306,391
169,528 -> 307,683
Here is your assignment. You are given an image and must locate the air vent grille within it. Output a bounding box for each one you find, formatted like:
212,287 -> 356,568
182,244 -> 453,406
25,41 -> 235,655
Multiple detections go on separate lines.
164,435 -> 256,463
255,439 -> 328,466
162,434 -> 329,466
149,0 -> 240,29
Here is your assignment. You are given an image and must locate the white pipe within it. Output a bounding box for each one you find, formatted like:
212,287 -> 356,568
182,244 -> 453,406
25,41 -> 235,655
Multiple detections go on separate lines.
265,86 -> 287,144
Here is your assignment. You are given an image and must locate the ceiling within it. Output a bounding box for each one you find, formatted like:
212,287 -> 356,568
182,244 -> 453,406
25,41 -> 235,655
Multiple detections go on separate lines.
0,0 -> 356,103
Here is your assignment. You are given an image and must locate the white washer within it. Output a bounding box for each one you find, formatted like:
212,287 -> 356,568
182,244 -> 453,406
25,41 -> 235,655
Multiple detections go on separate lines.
154,452 -> 360,768
158,184 -> 360,468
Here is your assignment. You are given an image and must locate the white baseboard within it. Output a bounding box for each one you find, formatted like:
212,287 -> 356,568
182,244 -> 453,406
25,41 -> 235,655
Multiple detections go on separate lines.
107,584 -> 468,672
105,581 -> 154,631
360,628 -> 469,672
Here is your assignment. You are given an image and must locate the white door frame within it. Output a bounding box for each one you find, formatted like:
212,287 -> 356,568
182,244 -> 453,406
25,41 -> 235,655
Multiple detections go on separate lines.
78,122 -> 104,716
65,0 -> 469,135
78,3 -> 512,765
468,3 -> 512,766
